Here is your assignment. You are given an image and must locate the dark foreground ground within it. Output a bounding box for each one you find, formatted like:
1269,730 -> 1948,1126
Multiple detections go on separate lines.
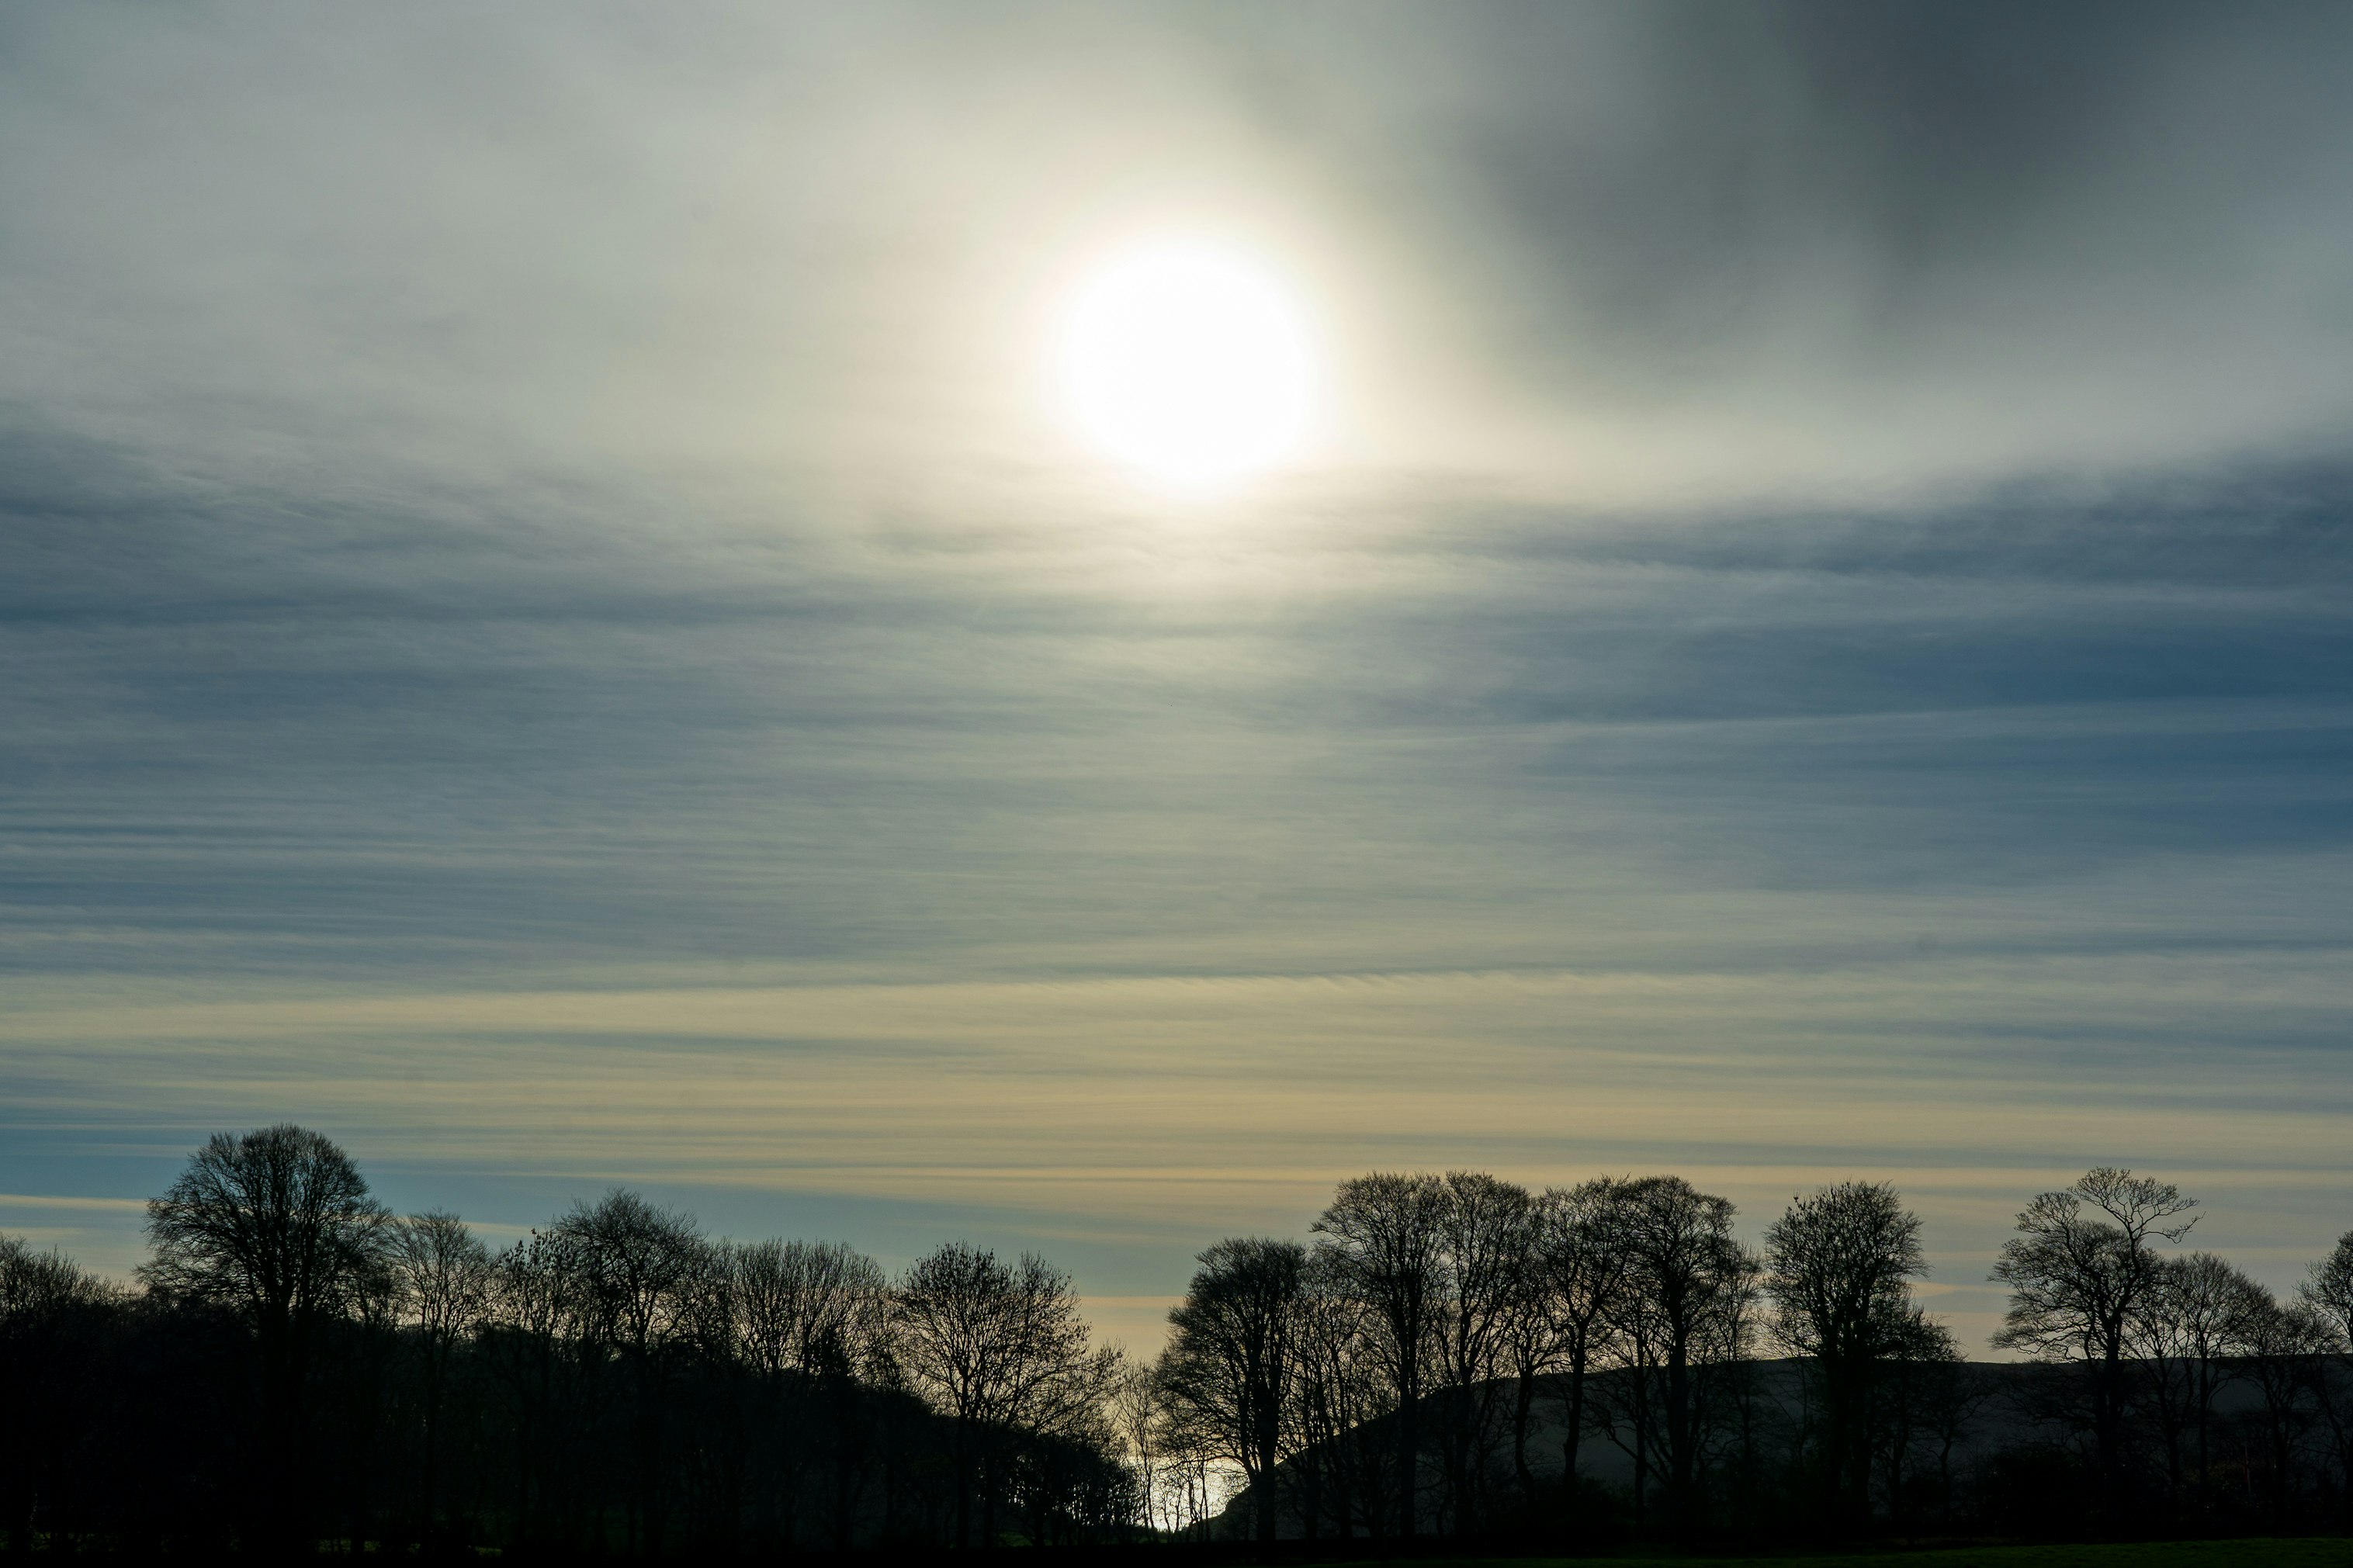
1361,1542 -> 2352,1568
33,1541 -> 2349,1563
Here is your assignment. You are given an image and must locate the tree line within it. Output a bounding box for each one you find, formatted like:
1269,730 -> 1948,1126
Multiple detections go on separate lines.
3,1127 -> 1130,1555
1148,1167 -> 2353,1547
2,1127 -> 2350,1553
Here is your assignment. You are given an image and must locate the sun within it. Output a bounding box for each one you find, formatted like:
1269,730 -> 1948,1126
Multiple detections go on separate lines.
1059,240 -> 1315,487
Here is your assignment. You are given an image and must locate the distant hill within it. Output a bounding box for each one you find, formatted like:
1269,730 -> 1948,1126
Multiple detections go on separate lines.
1208,1356 -> 2310,1540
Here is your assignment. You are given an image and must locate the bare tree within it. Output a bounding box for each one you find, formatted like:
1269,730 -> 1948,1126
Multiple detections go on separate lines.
1867,1310 -> 1967,1530
1495,1244 -> 1555,1507
1764,1181 -> 1931,1528
1108,1360 -> 1174,1535
390,1210 -> 491,1543
729,1237 -> 891,1548
1143,1373 -> 1233,1542
553,1189 -> 711,1553
47,1133 -> 2353,1552
1600,1175 -> 1756,1539
0,1233 -> 106,1319
1523,1178 -> 1634,1514
1311,1173 -> 1444,1537
2240,1291 -> 2331,1522
1991,1167 -> 2196,1506
0,1235 -> 113,1553
480,1226 -> 606,1548
732,1239 -> 887,1379
141,1124 -> 393,1542
1288,1253 -> 1388,1540
2129,1251 -> 2268,1518
1158,1237 -> 1305,1542
2301,1230 -> 2353,1528
1427,1171 -> 1532,1533
893,1243 -> 1120,1547
142,1123 -> 393,1355
2305,1231 -> 2353,1347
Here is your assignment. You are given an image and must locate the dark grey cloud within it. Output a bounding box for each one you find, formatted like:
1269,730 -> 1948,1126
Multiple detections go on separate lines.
6,406 -> 2350,986
1210,2 -> 2353,486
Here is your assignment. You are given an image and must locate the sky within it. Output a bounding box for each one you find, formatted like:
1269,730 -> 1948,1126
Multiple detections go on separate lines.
4,1 -> 2351,1355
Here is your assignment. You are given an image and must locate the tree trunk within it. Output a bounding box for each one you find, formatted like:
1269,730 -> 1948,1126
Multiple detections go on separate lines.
1667,1345 -> 1693,1539
1396,1373 -> 1418,1537
1560,1352 -> 1588,1512
1256,1402 -> 1281,1542
2195,1361 -> 2213,1519
952,1415 -> 972,1549
1512,1370 -> 1537,1497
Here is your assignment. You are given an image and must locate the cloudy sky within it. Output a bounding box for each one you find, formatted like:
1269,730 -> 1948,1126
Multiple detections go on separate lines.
5,1 -> 2351,1351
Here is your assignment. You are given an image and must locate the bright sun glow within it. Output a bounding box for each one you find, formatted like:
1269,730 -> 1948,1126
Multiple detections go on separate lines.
1060,241 -> 1315,486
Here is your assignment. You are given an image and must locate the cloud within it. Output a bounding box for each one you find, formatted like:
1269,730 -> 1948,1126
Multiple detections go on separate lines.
1225,2 -> 2353,497
6,956 -> 2347,1335
2,2 -> 2350,1343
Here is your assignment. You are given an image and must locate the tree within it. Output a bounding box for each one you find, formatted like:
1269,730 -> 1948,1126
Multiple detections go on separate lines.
1523,1178 -> 1635,1513
2305,1231 -> 2353,1347
2240,1293 -> 2330,1521
1157,1237 -> 1305,1542
731,1238 -> 888,1381
141,1123 -> 393,1542
729,1238 -> 892,1549
480,1225 -> 602,1549
0,1235 -> 113,1553
1312,1173 -> 1445,1537
1764,1181 -> 1930,1528
1289,1252 -> 1390,1540
893,1243 -> 1120,1547
553,1189 -> 712,1553
1868,1310 -> 1969,1531
1991,1167 -> 2195,1507
1425,1171 -> 1532,1533
2129,1251 -> 2268,1518
390,1210 -> 491,1543
0,1232 -> 106,1319
1109,1359 -> 1177,1535
2300,1231 -> 2353,1528
142,1123 -> 393,1352
1602,1175 -> 1755,1539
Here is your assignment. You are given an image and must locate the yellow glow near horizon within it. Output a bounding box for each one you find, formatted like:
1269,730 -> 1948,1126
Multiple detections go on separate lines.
1059,241 -> 1315,487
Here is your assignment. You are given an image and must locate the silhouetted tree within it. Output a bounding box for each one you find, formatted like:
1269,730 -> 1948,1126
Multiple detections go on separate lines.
553,1190 -> 711,1554
1289,1252 -> 1391,1539
1312,1173 -> 1445,1537
2129,1251 -> 2268,1519
1764,1180 -> 1931,1529
893,1243 -> 1119,1547
1110,1359 -> 1180,1535
482,1225 -> 603,1549
1158,1237 -> 1305,1542
1425,1171 -> 1531,1533
1869,1311 -> 1968,1530
2240,1291 -> 2330,1522
0,1235 -> 114,1552
23,1134 -> 2345,1555
1992,1166 -> 2196,1511
2301,1231 -> 2353,1528
389,1210 -> 490,1546
1523,1177 -> 1635,1516
729,1237 -> 892,1549
1600,1174 -> 1756,1540
2306,1231 -> 2353,1347
140,1123 -> 392,1546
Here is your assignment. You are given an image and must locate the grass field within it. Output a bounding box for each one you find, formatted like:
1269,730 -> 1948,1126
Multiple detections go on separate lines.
1376,1542 -> 2353,1568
